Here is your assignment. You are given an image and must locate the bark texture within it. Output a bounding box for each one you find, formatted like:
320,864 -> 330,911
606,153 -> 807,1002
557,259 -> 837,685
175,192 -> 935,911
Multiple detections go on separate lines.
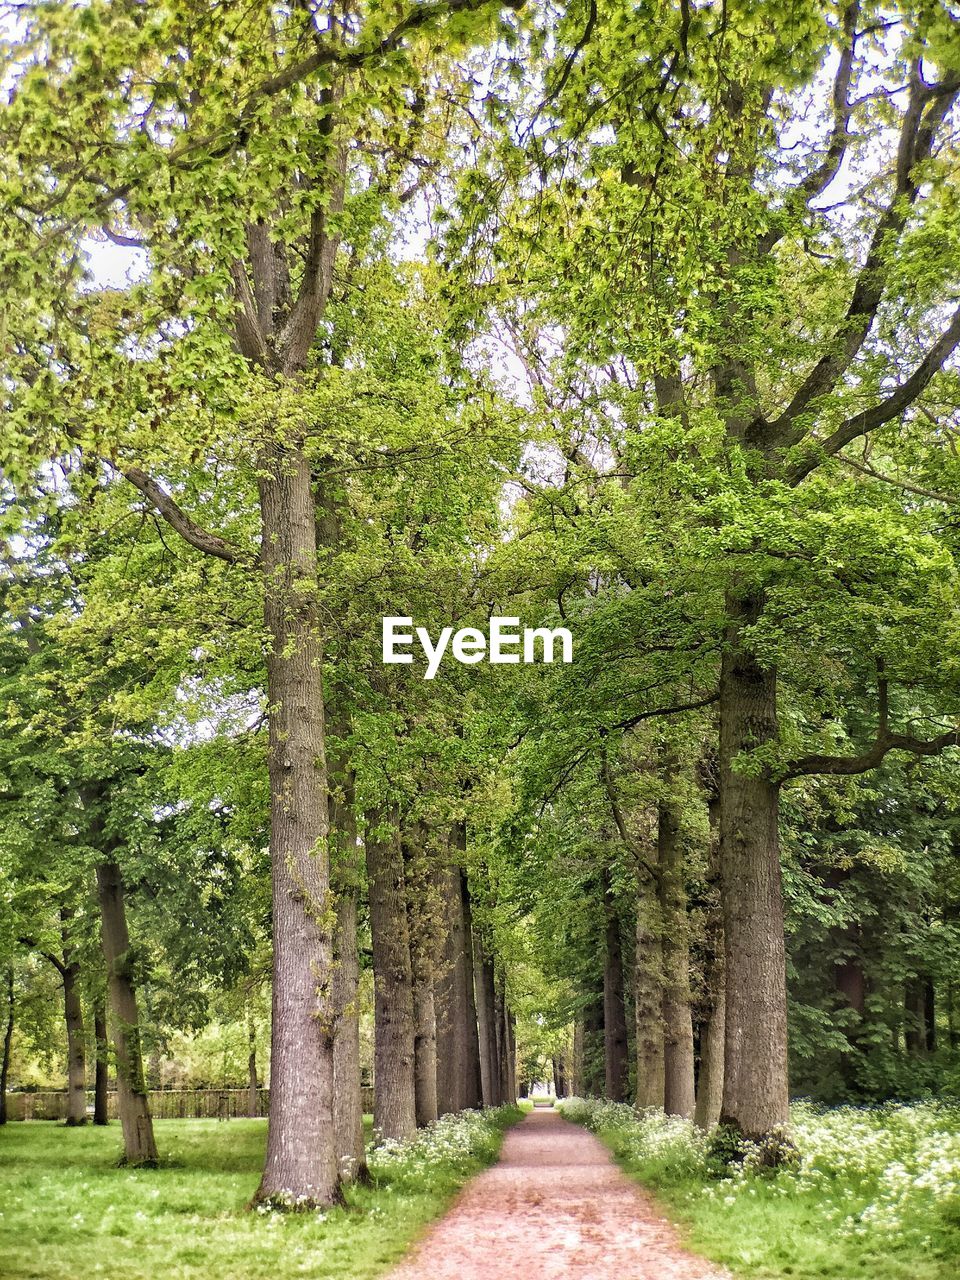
657,797 -> 696,1118
366,820 -> 417,1140
474,936 -> 501,1107
434,838 -> 482,1114
694,784 -> 725,1130
459,862 -> 483,1108
718,594 -> 790,1138
405,830 -> 439,1128
506,1009 -> 517,1103
93,995 -> 109,1125
602,865 -> 630,1102
95,861 -> 158,1165
581,986 -> 605,1098
61,938 -> 87,1126
634,873 -> 664,1109
330,763 -> 366,1180
247,1007 -> 259,1119
0,968 -> 12,1125
254,447 -> 338,1204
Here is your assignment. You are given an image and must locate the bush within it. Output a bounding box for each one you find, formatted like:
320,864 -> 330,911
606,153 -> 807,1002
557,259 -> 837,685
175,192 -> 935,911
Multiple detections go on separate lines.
559,1095 -> 960,1250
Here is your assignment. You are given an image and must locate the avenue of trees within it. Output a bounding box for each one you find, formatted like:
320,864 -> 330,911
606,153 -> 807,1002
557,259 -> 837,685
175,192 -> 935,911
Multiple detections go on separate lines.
3,0 -> 960,1205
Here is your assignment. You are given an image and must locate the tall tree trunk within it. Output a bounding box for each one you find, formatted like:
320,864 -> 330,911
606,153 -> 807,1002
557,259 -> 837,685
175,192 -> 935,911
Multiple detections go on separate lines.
366,818 -> 417,1140
495,970 -> 510,1103
435,860 -> 466,1115
459,857 -> 483,1109
905,978 -> 935,1056
474,936 -> 500,1107
506,1010 -> 517,1104
581,985 -> 605,1098
95,861 -> 158,1165
924,980 -> 936,1054
93,994 -> 109,1125
552,1057 -> 563,1097
836,946 -> 867,1094
571,1018 -> 584,1096
694,784 -> 725,1130
634,872 -> 664,1108
602,864 -> 629,1102
61,933 -> 87,1126
404,830 -> 439,1129
695,1000 -> 725,1129
0,968 -> 12,1125
657,792 -> 696,1118
247,1015 -> 259,1119
330,760 -> 367,1180
412,973 -> 438,1127
255,447 -> 338,1206
718,593 -> 790,1140
434,836 -> 482,1114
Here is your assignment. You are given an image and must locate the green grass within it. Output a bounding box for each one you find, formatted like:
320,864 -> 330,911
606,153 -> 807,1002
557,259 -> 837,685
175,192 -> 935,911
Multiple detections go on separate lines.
610,1152 -> 953,1280
0,1109 -> 521,1280
560,1098 -> 960,1280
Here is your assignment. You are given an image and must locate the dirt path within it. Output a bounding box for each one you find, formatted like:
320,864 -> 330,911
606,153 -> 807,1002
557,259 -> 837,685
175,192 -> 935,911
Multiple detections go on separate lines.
385,1108 -> 728,1280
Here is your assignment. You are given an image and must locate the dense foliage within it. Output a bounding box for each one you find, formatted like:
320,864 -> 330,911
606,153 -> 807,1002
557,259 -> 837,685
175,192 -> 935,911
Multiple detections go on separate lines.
2,0 -> 960,1272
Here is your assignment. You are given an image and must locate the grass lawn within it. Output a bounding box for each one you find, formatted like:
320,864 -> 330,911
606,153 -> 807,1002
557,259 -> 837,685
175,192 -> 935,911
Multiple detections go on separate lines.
561,1098 -> 960,1280
0,1109 -> 519,1280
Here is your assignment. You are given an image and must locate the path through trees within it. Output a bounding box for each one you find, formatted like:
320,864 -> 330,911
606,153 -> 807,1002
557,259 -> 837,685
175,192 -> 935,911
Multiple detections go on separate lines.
385,1109 -> 725,1280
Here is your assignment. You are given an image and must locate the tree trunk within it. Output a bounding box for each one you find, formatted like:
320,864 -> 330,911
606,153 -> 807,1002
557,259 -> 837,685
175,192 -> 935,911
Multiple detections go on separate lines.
474,937 -> 500,1107
506,1011 -> 517,1103
694,786 -> 725,1130
459,858 -> 483,1109
366,818 -> 417,1140
330,762 -> 367,1180
571,1018 -> 584,1096
718,593 -> 790,1139
412,973 -> 438,1127
581,986 -> 605,1098
0,968 -> 12,1125
434,839 -> 482,1114
247,1011 -> 259,1119
95,861 -> 158,1165
404,830 -> 439,1128
602,864 -> 630,1102
93,995 -> 109,1125
905,978 -> 935,1056
924,980 -> 936,1054
694,1000 -> 725,1129
255,447 -> 338,1206
495,970 -> 511,1104
61,942 -> 87,1126
634,872 -> 664,1109
658,795 -> 695,1118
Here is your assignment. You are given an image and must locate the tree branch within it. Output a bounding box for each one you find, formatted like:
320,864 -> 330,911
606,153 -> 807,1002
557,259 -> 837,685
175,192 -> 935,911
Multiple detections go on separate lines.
120,466 -> 251,565
787,301 -> 960,485
836,450 -> 960,504
782,722 -> 960,780
611,691 -> 719,732
767,66 -> 960,445
798,1 -> 859,204
16,937 -> 65,977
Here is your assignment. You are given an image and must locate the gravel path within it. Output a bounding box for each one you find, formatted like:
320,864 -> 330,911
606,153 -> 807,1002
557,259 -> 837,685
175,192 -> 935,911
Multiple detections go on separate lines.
385,1107 -> 728,1280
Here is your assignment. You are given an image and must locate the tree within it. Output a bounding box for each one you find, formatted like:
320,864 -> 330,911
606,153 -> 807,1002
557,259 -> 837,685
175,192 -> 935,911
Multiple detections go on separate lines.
449,0 -> 960,1144
0,0 -> 523,1204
